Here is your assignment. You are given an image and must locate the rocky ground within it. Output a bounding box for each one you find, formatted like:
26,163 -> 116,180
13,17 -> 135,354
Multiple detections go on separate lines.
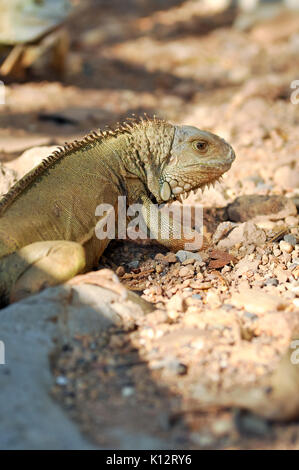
0,0 -> 299,450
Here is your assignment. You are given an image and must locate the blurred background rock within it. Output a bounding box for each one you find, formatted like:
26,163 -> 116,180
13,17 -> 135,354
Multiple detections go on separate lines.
1,0 -> 298,79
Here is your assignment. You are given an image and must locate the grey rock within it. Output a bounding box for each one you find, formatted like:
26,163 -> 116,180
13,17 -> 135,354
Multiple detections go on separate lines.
234,409 -> 272,438
175,250 -> 202,263
127,260 -> 139,269
265,277 -> 279,286
284,234 -> 297,247
0,282 -> 152,449
192,294 -> 202,300
218,221 -> 266,249
227,195 -> 297,222
0,288 -> 96,449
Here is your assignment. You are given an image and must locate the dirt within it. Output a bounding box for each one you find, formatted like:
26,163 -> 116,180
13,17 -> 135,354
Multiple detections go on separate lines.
1,0 -> 299,450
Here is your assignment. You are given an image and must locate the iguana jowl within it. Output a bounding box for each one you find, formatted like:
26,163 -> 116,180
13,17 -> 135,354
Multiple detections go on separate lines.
0,117 -> 235,304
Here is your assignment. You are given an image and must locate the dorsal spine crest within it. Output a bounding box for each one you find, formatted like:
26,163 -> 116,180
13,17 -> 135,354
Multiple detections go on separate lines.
0,116 -> 167,215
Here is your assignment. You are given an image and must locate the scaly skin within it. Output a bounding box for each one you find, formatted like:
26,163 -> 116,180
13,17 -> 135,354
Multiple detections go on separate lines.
0,117 -> 235,304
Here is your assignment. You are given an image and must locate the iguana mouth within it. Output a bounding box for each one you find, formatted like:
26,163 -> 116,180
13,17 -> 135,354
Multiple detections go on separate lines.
157,147 -> 235,205
154,174 -> 222,206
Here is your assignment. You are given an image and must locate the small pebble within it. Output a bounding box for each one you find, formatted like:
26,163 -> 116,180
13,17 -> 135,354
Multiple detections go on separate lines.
167,361 -> 188,376
122,386 -> 135,397
116,266 -> 125,277
164,252 -> 177,263
244,311 -> 259,320
167,310 -> 180,321
261,254 -> 268,265
192,294 -> 202,300
179,266 -> 194,278
211,418 -> 233,437
234,410 -> 272,437
190,433 -> 214,447
280,240 -> 293,253
265,278 -> 279,286
205,290 -> 222,308
56,376 -> 68,387
256,220 -> 276,230
127,260 -> 139,269
155,264 -> 164,274
284,234 -> 297,247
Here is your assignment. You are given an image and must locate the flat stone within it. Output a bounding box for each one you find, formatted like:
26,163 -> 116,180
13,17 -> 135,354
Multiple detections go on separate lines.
218,221 -> 266,249
229,287 -> 287,314
6,146 -> 58,179
212,221 -> 236,244
227,195 -> 297,223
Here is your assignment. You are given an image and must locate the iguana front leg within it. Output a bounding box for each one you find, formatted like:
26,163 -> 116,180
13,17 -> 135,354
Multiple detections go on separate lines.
0,240 -> 86,305
140,193 -> 207,252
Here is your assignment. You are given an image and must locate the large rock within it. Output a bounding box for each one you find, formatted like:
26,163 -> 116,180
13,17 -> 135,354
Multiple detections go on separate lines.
6,146 -> 59,179
0,279 -> 152,449
0,163 -> 17,197
0,0 -> 71,45
217,220 -> 266,249
227,195 -> 297,223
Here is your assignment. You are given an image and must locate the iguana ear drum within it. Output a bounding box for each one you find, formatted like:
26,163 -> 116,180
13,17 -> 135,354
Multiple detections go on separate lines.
160,181 -> 171,201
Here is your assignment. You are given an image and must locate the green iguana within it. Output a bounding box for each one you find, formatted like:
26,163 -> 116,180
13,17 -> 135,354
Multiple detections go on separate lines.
0,117 -> 235,305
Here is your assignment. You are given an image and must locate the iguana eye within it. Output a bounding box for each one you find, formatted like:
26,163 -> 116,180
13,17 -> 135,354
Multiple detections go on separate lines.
193,140 -> 208,152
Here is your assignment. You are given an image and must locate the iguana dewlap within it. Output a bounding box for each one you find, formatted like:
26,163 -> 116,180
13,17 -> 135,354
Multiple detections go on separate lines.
0,117 -> 235,305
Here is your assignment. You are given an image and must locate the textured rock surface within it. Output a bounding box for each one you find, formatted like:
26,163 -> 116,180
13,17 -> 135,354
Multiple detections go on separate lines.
0,163 -> 17,197
0,286 -> 96,450
6,146 -> 59,179
0,281 -> 155,450
227,195 -> 297,223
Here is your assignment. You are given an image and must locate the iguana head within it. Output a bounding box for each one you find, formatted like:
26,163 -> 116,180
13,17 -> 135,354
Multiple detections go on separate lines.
117,118 -> 235,206
146,124 -> 235,205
